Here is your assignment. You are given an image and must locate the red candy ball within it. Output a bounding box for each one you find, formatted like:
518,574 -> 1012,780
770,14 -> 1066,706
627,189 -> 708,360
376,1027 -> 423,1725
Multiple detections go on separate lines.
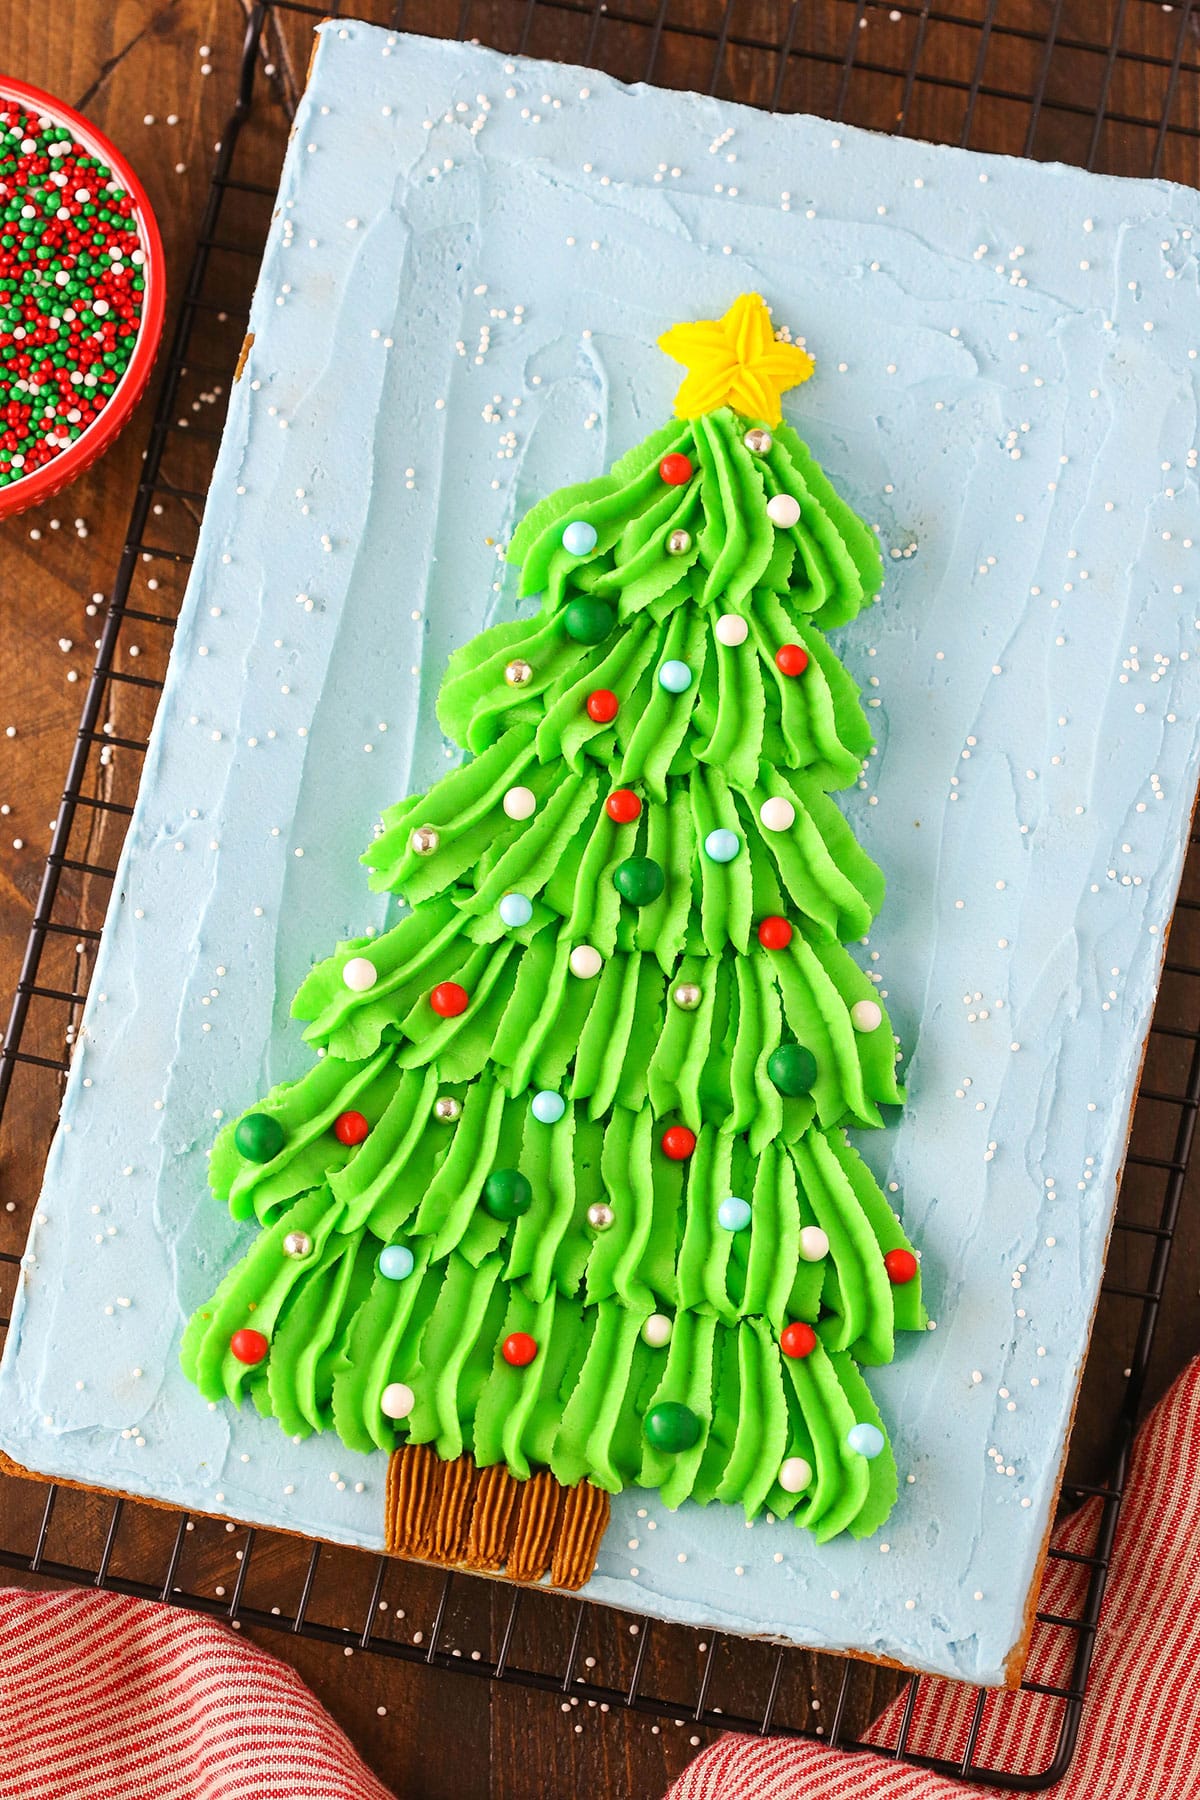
776,643 -> 809,678
586,688 -> 619,723
659,452 -> 693,486
334,1110 -> 370,1146
757,916 -> 793,950
230,1328 -> 269,1366
780,1321 -> 817,1360
430,981 -> 469,1018
606,789 -> 642,824
502,1331 -> 539,1367
885,1248 -> 919,1285
661,1125 -> 696,1161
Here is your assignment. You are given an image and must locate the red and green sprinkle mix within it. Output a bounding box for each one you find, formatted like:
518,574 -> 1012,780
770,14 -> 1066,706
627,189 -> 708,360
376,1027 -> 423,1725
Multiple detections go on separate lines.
0,101 -> 146,487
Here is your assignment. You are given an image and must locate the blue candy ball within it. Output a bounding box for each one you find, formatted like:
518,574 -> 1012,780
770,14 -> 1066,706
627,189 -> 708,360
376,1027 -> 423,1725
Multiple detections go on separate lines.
658,660 -> 693,694
531,1089 -> 566,1124
847,1422 -> 885,1459
379,1244 -> 415,1282
717,1196 -> 752,1233
562,519 -> 598,556
704,828 -> 740,864
499,892 -> 533,929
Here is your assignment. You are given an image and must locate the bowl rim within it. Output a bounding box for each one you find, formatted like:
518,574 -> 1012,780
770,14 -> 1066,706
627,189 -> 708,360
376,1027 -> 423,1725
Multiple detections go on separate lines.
0,74 -> 167,514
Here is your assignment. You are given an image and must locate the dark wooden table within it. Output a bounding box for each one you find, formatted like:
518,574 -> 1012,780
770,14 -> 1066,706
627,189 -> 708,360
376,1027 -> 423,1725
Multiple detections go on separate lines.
0,5 -> 1198,1796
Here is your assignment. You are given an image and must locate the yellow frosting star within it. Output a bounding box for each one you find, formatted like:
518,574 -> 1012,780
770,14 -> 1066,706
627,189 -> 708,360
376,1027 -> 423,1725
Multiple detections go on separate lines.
657,293 -> 814,426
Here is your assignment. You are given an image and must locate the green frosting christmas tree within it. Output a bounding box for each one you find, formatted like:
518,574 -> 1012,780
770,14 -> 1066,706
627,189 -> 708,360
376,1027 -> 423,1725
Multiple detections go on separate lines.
182,294 -> 925,1573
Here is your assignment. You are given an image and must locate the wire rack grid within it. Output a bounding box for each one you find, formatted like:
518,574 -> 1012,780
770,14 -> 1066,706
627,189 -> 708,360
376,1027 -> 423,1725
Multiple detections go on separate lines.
0,1 -> 1198,1788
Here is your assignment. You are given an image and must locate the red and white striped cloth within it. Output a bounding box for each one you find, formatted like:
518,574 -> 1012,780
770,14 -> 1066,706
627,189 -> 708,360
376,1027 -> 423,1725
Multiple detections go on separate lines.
0,1360 -> 1195,1798
0,1583 -> 397,1800
668,1355 -> 1200,1799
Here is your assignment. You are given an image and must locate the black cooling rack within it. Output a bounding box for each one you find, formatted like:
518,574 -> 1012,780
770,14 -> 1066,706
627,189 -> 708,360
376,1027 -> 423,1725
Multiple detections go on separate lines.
1,1 -> 1198,1788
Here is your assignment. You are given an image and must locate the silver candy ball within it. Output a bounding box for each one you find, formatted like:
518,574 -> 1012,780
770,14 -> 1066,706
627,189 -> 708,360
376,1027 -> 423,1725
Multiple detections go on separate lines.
410,825 -> 440,857
282,1230 -> 312,1260
587,1201 -> 615,1231
434,1095 -> 462,1123
666,528 -> 692,557
504,658 -> 533,688
744,426 -> 772,455
672,982 -> 702,1012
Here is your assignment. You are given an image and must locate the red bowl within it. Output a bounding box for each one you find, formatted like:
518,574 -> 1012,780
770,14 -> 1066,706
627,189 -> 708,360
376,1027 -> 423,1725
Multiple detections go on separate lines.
0,75 -> 166,520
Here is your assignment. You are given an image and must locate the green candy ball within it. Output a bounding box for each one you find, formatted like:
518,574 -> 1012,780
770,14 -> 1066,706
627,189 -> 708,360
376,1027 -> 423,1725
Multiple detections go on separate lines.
613,856 -> 665,907
562,598 -> 616,645
481,1168 -> 533,1220
643,1401 -> 702,1453
234,1112 -> 285,1163
767,1043 -> 818,1097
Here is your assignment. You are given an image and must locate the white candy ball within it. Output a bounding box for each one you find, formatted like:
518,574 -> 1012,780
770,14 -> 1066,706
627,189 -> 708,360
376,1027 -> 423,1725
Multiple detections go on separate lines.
799,1226 -> 830,1262
503,785 -> 537,821
766,493 -> 801,528
380,1381 -> 415,1420
851,999 -> 883,1033
760,795 -> 796,833
641,1312 -> 673,1348
342,956 -> 377,992
715,613 -> 748,648
569,944 -> 603,979
778,1455 -> 813,1494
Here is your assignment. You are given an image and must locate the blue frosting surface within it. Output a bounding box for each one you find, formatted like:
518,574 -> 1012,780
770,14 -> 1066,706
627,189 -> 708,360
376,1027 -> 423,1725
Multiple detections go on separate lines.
2,23 -> 1200,1685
